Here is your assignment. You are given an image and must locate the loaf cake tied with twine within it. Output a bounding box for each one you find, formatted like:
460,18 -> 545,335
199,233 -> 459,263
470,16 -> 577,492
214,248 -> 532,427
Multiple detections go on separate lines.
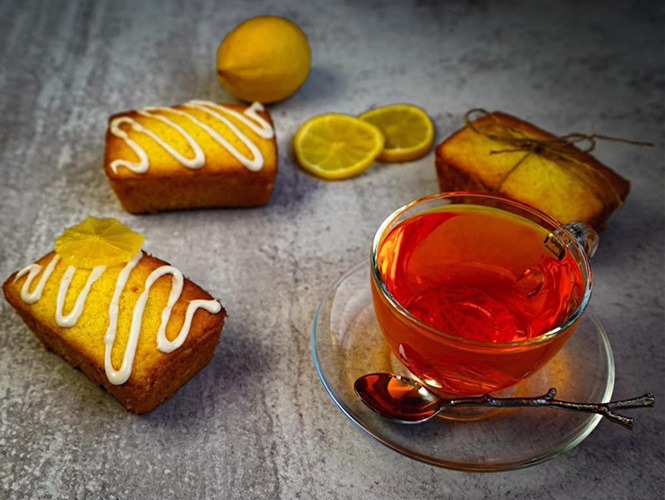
435,109 -> 648,230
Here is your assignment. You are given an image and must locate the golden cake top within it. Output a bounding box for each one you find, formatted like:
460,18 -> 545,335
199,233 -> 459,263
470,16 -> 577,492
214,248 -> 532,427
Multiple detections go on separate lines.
105,100 -> 275,177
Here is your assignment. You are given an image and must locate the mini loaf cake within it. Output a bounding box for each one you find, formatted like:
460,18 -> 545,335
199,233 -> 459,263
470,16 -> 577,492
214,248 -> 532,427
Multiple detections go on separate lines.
435,110 -> 631,230
103,100 -> 277,214
2,218 -> 226,414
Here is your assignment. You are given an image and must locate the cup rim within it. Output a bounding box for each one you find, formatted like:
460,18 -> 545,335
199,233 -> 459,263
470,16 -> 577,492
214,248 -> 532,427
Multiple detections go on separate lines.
370,192 -> 594,348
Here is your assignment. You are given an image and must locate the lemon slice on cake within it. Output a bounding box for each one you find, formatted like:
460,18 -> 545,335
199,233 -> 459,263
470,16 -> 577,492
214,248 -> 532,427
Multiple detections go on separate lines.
55,217 -> 145,268
293,114 -> 385,180
359,104 -> 435,162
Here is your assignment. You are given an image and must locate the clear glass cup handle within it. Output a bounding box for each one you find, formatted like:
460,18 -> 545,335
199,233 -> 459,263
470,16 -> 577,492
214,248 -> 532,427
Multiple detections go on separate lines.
564,222 -> 599,259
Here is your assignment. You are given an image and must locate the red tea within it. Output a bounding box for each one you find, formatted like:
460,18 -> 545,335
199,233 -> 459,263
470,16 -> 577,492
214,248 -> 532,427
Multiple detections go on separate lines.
372,204 -> 587,396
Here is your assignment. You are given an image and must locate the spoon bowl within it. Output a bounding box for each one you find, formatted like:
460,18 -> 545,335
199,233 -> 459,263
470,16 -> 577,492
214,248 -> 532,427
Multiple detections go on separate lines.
354,373 -> 654,429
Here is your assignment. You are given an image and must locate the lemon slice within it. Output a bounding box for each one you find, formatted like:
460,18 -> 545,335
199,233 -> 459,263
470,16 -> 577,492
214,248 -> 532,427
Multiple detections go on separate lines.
359,104 -> 435,162
55,217 -> 145,269
293,114 -> 385,180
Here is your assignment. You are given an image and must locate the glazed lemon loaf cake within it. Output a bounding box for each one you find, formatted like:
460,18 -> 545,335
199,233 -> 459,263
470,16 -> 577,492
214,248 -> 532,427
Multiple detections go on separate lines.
2,218 -> 226,414
435,110 -> 631,230
103,100 -> 277,214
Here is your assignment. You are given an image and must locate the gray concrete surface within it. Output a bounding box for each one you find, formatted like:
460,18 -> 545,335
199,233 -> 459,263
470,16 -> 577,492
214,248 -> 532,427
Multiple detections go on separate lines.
1,1 -> 663,498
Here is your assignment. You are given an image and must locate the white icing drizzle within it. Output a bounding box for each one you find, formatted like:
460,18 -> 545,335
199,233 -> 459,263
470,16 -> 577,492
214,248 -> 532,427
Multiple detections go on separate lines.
109,117 -> 151,173
136,108 -> 206,168
56,265 -> 106,327
185,101 -> 274,139
109,100 -> 273,174
104,257 -> 221,385
15,254 -> 61,304
14,252 -> 222,386
103,253 -> 142,385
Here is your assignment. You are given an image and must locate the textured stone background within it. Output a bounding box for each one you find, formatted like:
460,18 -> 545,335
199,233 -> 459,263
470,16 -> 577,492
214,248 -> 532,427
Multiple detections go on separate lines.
0,0 -> 663,498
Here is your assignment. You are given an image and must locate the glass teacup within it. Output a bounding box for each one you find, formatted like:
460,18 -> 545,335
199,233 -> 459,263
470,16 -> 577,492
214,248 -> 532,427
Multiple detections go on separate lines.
370,192 -> 598,398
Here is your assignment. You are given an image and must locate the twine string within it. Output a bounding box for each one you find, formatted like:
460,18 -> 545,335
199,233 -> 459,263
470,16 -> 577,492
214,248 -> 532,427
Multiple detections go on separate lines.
463,108 -> 653,205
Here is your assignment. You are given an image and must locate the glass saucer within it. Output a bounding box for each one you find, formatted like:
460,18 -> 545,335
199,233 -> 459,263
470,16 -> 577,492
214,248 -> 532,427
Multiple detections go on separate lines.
312,262 -> 615,472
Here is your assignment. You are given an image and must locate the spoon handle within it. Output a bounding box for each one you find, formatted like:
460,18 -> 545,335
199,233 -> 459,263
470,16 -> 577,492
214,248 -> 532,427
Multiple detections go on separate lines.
446,389 -> 656,430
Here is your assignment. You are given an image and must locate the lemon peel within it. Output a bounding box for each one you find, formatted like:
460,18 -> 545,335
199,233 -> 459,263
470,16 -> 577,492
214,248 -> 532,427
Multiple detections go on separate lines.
54,217 -> 145,269
216,16 -> 311,103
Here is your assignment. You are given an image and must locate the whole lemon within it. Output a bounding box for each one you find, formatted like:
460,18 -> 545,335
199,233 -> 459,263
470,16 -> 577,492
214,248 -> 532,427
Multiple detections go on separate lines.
216,16 -> 311,103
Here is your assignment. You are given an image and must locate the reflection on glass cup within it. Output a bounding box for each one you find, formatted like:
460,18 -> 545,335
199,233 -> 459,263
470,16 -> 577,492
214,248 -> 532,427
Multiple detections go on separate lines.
370,192 -> 598,398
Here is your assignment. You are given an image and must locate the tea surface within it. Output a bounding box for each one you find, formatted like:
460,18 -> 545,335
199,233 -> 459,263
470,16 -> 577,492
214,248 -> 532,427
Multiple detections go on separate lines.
377,206 -> 584,343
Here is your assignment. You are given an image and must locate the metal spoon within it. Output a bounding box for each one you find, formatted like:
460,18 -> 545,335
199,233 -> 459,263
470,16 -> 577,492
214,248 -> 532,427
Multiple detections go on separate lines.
354,373 -> 655,430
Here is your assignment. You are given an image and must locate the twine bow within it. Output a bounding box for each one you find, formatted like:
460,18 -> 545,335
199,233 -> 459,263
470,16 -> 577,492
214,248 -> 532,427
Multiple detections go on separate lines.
463,108 -> 653,205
